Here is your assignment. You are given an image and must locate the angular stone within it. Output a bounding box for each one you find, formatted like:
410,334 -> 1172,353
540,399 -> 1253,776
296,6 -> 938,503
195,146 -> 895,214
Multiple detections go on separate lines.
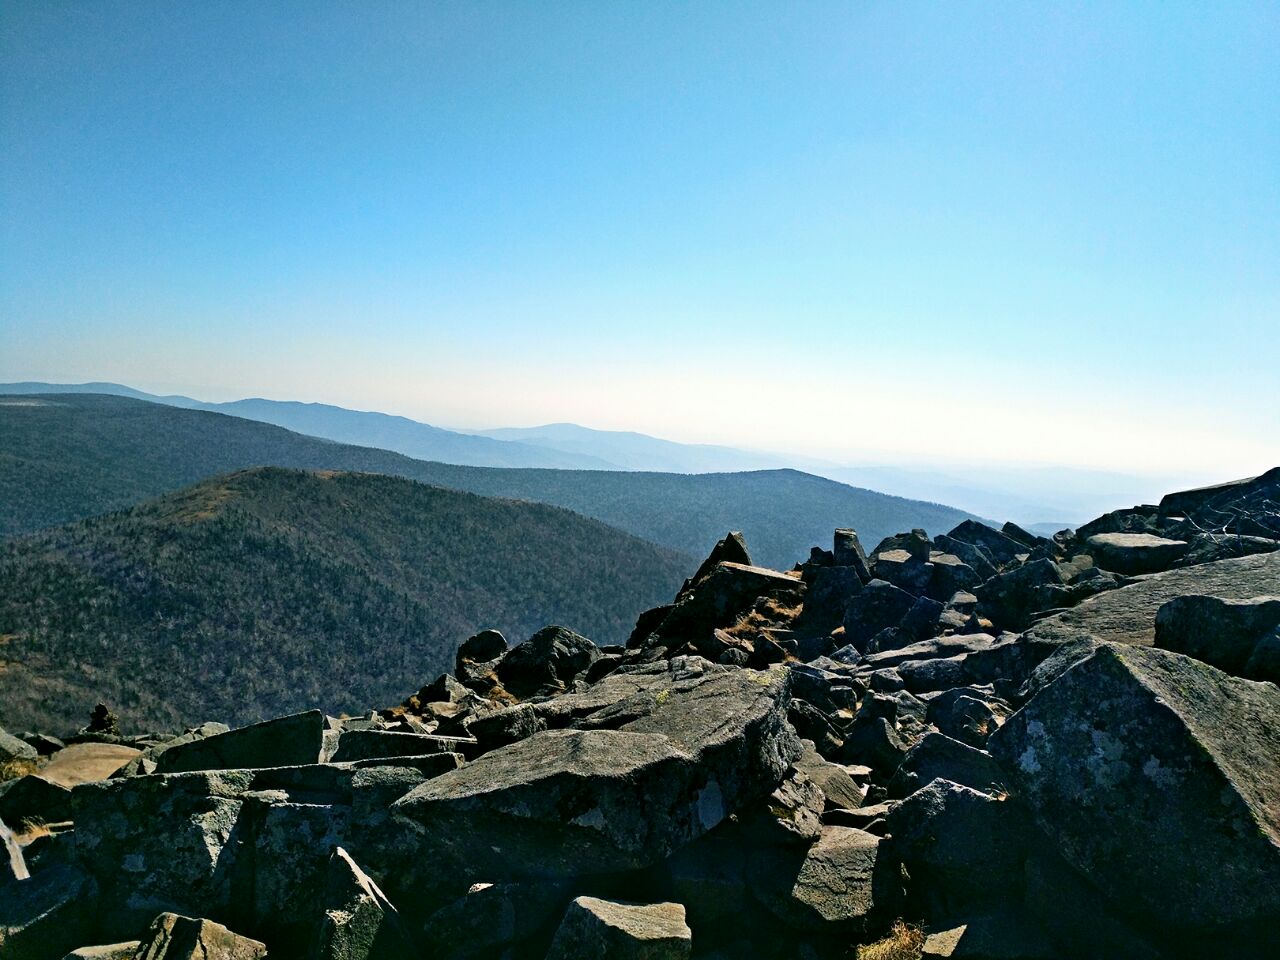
873,550 -> 933,596
920,908 -> 1060,959
73,771 -> 253,938
1154,594 -> 1280,682
0,775 -> 73,827
152,710 -> 327,774
833,529 -> 872,582
0,728 -> 38,769
989,643 -> 1280,941
545,897 -> 691,960
0,862 -> 95,960
888,733 -> 1006,798
455,629 -> 508,674
497,625 -> 601,699
843,580 -> 917,652
748,825 -> 902,936
886,779 -> 1028,916
656,563 -> 802,652
394,667 -> 799,879
793,566 -> 862,638
314,847 -> 416,960
465,703 -> 546,751
134,913 -> 266,960
975,559 -> 1068,632
945,521 -> 1026,567
1087,532 -> 1188,575
793,741 -> 864,812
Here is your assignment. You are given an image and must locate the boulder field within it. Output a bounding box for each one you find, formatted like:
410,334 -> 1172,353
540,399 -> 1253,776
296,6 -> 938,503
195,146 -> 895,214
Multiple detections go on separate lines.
1,469 -> 1278,959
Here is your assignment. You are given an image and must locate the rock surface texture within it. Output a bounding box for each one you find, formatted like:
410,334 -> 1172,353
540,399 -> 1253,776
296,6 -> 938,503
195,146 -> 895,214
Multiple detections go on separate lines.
2,470 -> 1279,960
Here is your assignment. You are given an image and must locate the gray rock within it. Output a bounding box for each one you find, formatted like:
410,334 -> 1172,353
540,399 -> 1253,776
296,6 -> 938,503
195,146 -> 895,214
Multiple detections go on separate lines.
0,728 -> 38,769
497,625 -> 601,699
134,913 -> 266,960
944,521 -> 1026,568
737,768 -> 824,846
465,703 -> 546,751
313,847 -> 416,960
0,861 -> 95,960
748,825 -> 902,936
888,733 -> 1006,799
60,943 -> 141,960
843,580 -> 917,652
152,711 -> 327,774
793,566 -> 862,638
885,779 -> 1028,916
73,770 -> 253,938
1026,550 -> 1280,648
455,629 -> 508,675
1154,593 -> 1280,682
655,563 -> 803,655
681,531 -> 753,599
0,775 -> 73,827
833,529 -> 872,581
545,897 -> 691,960
393,666 -> 799,879
872,550 -> 934,596
793,741 -> 864,812
989,642 -> 1280,943
975,560 -> 1068,632
1087,532 -> 1188,575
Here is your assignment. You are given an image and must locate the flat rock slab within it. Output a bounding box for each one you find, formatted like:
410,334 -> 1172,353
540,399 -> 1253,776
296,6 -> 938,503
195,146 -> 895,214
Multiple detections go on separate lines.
545,897 -> 691,960
40,743 -> 141,788
989,642 -> 1280,941
1026,551 -> 1280,648
153,709 -> 327,773
394,665 -> 798,878
1086,532 -> 1188,575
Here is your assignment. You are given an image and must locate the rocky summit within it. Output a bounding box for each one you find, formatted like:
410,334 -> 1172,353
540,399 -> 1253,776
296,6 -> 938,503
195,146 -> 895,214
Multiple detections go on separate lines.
1,469 -> 1278,960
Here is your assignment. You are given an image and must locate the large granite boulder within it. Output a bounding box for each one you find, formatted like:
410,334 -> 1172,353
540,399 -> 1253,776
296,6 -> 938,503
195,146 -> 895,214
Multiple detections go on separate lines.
842,581 -> 917,652
989,643 -> 1280,945
393,666 -> 799,879
313,847 -> 416,960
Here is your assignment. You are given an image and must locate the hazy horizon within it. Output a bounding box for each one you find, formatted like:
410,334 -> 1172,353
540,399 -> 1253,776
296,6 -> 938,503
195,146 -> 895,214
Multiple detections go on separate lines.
4,3 -> 1278,477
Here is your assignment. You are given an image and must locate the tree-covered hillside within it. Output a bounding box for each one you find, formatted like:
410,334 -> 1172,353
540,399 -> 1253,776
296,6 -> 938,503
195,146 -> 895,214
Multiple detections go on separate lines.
0,394 -> 980,569
0,467 -> 690,733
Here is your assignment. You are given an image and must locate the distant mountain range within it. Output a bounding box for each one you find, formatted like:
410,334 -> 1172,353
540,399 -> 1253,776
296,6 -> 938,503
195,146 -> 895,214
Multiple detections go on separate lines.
0,381 -> 614,469
1,381 -> 1193,525
0,467 -> 690,732
0,392 -> 981,569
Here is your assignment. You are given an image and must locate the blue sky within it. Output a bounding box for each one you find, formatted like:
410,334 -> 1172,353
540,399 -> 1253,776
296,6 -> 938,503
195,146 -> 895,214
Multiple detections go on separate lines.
2,2 -> 1277,474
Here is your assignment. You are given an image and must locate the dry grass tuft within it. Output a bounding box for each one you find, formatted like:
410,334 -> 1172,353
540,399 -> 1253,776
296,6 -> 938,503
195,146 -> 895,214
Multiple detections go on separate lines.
856,920 -> 926,960
0,757 -> 38,783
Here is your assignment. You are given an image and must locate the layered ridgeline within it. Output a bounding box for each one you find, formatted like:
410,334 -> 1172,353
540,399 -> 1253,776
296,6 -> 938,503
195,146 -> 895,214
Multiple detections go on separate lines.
0,393 -> 981,568
0,467 -> 690,732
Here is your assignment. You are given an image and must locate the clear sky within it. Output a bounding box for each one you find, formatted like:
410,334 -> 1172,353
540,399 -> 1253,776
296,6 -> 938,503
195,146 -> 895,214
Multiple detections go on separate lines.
2,2 -> 1277,475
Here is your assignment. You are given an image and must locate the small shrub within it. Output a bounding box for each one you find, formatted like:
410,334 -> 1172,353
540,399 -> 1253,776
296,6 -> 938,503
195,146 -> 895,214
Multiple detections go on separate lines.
856,920 -> 926,960
0,757 -> 38,783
